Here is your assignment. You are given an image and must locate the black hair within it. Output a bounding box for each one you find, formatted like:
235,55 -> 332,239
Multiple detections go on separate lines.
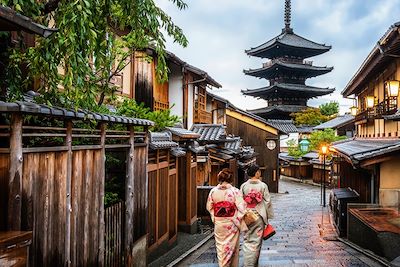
247,164 -> 260,177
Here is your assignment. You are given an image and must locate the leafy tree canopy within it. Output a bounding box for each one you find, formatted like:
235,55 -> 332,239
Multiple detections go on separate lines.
319,101 -> 339,117
291,108 -> 328,126
287,139 -> 305,158
1,0 -> 188,112
309,128 -> 346,153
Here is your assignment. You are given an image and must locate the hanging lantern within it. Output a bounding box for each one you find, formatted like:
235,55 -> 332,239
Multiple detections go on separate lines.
365,96 -> 375,108
350,106 -> 357,116
386,80 -> 400,97
299,139 -> 310,153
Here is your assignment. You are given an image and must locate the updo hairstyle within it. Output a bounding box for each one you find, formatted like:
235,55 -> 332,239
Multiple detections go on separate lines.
217,168 -> 233,184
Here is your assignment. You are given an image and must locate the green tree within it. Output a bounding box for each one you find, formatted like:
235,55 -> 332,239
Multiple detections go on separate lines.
291,108 -> 328,126
319,101 -> 339,117
1,0 -> 188,111
287,139 -> 306,158
309,128 -> 346,153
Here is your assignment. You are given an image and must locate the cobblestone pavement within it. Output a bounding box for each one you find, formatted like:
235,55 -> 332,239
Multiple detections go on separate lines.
179,179 -> 384,267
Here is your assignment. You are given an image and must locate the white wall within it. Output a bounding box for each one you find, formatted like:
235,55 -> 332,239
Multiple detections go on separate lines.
188,84 -> 194,128
279,132 -> 299,152
168,64 -> 183,120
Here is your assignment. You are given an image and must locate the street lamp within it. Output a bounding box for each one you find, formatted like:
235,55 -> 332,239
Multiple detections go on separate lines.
321,144 -> 329,207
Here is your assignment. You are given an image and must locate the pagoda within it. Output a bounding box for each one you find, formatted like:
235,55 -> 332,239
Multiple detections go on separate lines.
242,0 -> 334,120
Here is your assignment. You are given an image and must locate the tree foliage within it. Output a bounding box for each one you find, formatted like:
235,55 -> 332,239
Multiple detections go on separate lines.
309,128 -> 346,152
287,139 -> 306,158
291,108 -> 328,126
319,101 -> 339,117
1,0 -> 188,111
117,98 -> 180,132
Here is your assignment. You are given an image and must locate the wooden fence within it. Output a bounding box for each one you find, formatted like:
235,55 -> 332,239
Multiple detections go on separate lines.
0,112 -> 151,266
105,201 -> 125,267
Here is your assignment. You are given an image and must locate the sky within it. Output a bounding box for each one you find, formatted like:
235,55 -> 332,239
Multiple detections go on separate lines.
156,0 -> 400,114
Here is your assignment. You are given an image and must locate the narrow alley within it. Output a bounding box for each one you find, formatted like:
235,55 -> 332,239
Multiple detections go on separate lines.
179,180 -> 384,267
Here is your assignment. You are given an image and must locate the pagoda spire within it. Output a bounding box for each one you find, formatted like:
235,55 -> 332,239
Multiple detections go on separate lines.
284,0 -> 293,33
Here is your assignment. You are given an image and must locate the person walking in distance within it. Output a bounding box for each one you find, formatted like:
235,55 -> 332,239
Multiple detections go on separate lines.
241,164 -> 274,267
206,168 -> 247,267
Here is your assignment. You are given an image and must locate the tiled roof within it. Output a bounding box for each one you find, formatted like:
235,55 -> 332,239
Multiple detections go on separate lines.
0,101 -> 154,126
246,31 -> 331,58
170,147 -> 186,157
384,110 -> 400,121
302,151 -> 319,159
190,124 -> 226,142
249,105 -> 306,117
242,83 -> 334,98
244,61 -> 333,79
314,114 -> 354,130
225,137 -> 242,151
167,127 -> 200,139
266,119 -> 298,134
296,126 -> 314,133
149,132 -> 178,150
332,138 -> 400,164
0,6 -> 57,37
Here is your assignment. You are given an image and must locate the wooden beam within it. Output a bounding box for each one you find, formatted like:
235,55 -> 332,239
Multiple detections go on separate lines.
65,120 -> 73,267
8,114 -> 23,230
125,125 -> 135,265
98,123 -> 106,266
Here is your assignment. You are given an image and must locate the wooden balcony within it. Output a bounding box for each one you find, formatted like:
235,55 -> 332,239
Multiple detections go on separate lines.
194,109 -> 212,124
355,99 -> 397,122
153,100 -> 169,111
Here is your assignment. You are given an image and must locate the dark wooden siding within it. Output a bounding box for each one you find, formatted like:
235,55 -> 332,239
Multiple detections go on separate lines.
133,146 -> 148,242
0,154 -> 9,230
134,53 -> 153,109
339,161 -> 372,203
226,115 -> 279,193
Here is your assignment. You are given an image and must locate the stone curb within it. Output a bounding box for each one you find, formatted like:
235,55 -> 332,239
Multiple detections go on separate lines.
166,230 -> 214,267
280,175 -> 321,187
337,237 -> 391,267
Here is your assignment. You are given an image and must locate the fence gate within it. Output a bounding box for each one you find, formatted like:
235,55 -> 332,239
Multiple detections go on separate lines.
105,201 -> 125,267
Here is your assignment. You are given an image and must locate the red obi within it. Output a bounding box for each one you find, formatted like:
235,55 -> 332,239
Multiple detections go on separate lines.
214,201 -> 236,217
244,191 -> 263,208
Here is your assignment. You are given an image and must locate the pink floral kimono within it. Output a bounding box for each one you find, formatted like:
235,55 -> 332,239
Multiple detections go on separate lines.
206,184 -> 247,267
240,179 -> 273,267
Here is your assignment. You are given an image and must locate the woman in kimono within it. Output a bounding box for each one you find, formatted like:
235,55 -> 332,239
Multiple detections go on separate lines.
206,168 -> 247,267
240,164 -> 274,267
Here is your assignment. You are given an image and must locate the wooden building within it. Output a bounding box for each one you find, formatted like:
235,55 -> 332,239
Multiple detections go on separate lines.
332,22 -> 400,262
242,0 -> 334,120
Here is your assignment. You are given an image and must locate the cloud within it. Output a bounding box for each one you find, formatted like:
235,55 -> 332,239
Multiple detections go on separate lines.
157,0 -> 400,115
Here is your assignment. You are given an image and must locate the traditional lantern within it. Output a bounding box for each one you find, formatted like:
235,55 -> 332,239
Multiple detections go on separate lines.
299,139 -> 310,153
350,106 -> 357,116
321,145 -> 328,155
366,96 -> 375,108
386,80 -> 400,97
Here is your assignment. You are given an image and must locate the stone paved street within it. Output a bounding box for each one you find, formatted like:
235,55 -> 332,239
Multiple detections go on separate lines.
179,180 -> 384,267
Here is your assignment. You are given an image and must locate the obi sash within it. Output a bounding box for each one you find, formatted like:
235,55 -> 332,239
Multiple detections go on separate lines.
244,191 -> 262,209
213,201 -> 236,217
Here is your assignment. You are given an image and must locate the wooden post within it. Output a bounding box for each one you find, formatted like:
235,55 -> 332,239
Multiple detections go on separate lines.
8,114 -> 23,230
98,123 -> 106,267
125,125 -> 135,265
65,120 -> 73,267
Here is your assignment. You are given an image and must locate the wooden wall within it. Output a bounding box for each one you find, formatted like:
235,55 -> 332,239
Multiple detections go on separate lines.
134,53 -> 154,109
339,161 -> 372,203
178,153 -> 198,233
147,150 -> 178,252
0,154 -> 9,230
226,115 -> 279,192
133,145 -> 148,242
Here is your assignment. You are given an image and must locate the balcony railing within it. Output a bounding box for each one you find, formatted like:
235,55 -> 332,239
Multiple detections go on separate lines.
355,99 -> 397,122
194,109 -> 212,124
153,100 -> 169,111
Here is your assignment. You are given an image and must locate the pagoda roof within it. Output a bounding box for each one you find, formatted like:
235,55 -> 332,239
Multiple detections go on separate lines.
245,30 -> 331,59
244,61 -> 333,79
242,83 -> 334,99
248,105 -> 307,119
